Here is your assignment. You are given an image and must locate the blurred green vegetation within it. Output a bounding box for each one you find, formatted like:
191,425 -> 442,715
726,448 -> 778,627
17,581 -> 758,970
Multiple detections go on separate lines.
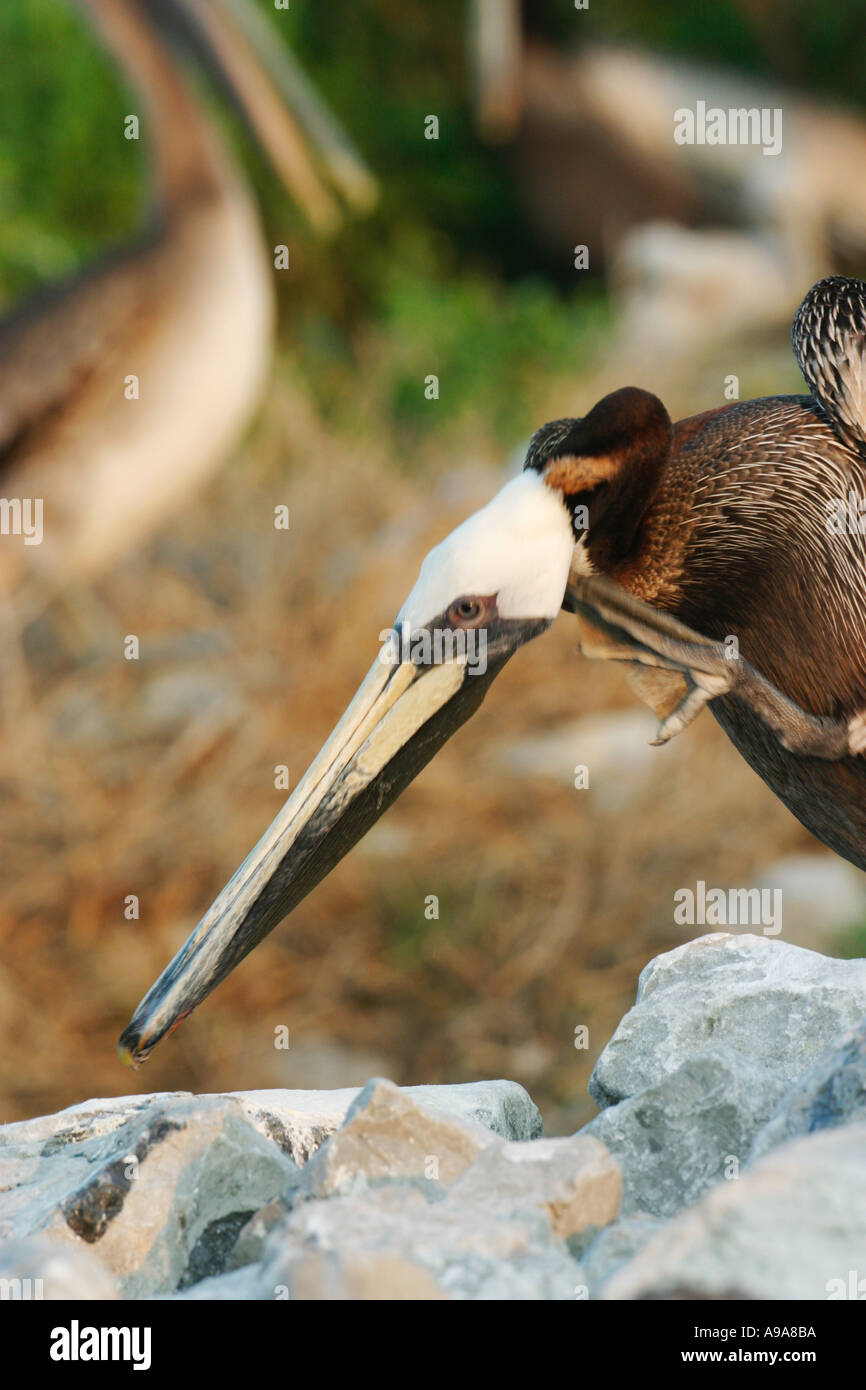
378,874 -> 454,969
4,0 -> 866,297
0,0 -> 141,288
1,0 -> 865,451
297,266 -> 608,450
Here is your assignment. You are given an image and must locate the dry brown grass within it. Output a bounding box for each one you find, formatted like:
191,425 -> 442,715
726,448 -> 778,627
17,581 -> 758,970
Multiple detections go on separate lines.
0,339 -> 822,1132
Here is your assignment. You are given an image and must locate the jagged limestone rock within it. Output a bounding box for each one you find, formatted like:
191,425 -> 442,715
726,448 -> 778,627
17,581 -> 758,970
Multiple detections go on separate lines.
590,933 -> 866,1108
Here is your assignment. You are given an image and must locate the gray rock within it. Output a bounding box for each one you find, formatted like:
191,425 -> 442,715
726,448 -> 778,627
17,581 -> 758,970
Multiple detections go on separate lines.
585,1048 -> 789,1217
219,1088 -> 356,1165
603,1123 -> 866,1300
259,1185 -> 585,1301
246,1085 -> 609,1300
294,1078 -> 495,1200
0,1091 -> 192,1155
269,1245 -> 450,1301
590,933 -> 866,1108
750,1016 -> 866,1160
0,1079 -> 538,1172
0,1080 -> 540,1299
224,1199 -> 287,1271
231,1079 -> 540,1161
406,1080 -> 542,1142
581,1214 -> 665,1296
0,1236 -> 119,1300
163,1265 -> 269,1300
221,1078 -> 541,1154
0,1096 -> 297,1298
445,1134 -> 621,1239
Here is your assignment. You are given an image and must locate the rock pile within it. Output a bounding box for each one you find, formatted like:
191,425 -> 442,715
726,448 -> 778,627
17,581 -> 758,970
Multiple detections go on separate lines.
2,933 -> 865,1300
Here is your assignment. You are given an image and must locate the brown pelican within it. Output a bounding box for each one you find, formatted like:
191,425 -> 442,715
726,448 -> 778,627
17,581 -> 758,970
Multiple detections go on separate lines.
120,274 -> 866,1064
0,0 -> 374,595
470,4 -> 866,346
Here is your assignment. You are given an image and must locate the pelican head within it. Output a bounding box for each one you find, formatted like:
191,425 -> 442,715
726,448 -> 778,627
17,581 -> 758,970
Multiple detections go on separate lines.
118,468 -> 577,1063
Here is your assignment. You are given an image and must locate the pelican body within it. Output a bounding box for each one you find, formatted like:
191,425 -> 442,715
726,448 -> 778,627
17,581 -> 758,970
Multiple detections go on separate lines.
121,275 -> 866,1064
0,0 -> 370,590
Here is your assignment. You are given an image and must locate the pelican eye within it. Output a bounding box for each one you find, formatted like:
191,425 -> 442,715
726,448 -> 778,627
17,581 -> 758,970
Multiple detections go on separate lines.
449,597 -> 482,624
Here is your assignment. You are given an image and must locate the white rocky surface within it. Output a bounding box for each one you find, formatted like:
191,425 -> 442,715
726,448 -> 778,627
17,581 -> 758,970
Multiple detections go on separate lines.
2,934 -> 865,1300
590,932 -> 866,1107
0,1079 -> 549,1299
0,1236 -> 120,1300
602,1123 -> 866,1300
749,1016 -> 866,1159
585,1046 -> 789,1216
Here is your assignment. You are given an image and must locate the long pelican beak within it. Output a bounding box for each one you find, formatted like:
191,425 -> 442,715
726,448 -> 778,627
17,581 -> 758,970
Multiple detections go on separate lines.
150,0 -> 376,230
118,620 -> 546,1065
